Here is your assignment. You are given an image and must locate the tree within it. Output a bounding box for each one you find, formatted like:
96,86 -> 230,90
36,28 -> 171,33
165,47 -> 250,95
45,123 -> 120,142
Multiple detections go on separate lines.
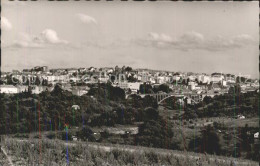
143,107 -> 159,121
154,84 -> 170,93
183,107 -> 198,119
88,83 -> 125,101
240,126 -> 249,150
76,127 -> 94,141
143,96 -> 158,109
137,119 -> 173,149
6,74 -> 19,85
188,126 -> 221,155
127,75 -> 137,82
236,76 -> 247,83
228,84 -> 241,94
51,84 -> 63,96
203,96 -> 213,105
139,83 -> 153,94
162,97 -> 178,109
125,66 -> 132,72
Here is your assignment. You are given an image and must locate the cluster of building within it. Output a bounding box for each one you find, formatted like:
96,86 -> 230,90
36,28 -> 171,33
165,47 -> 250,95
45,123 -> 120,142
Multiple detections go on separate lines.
0,66 -> 259,101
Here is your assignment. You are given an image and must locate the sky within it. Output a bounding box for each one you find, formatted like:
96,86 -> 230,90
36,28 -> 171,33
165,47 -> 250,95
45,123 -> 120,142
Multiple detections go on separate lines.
1,1 -> 259,78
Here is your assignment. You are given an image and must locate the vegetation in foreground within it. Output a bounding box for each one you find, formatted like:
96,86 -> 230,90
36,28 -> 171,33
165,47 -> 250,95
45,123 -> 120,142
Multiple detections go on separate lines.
1,136 -> 258,166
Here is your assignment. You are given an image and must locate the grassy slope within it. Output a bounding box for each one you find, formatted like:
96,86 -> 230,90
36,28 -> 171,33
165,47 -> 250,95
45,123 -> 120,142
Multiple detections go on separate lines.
0,136 -> 258,166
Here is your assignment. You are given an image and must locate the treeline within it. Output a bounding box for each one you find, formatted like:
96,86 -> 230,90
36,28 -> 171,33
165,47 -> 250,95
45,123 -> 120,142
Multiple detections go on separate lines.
0,83 -> 128,134
183,89 -> 259,119
139,83 -> 171,94
0,83 -> 175,153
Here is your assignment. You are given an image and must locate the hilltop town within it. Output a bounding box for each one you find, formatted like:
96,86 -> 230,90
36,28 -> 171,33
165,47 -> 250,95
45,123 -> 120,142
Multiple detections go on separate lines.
0,66 -> 258,102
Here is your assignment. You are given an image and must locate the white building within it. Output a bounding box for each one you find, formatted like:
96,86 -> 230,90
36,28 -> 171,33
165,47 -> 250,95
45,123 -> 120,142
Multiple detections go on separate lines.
0,85 -> 18,94
188,75 -> 196,81
222,80 -> 227,87
211,75 -> 224,83
72,105 -> 80,110
127,83 -> 141,93
225,76 -> 236,83
118,82 -> 128,89
149,77 -> 156,84
254,132 -> 259,139
72,86 -> 89,96
156,76 -> 166,84
31,86 -> 45,94
172,75 -> 181,81
98,76 -> 109,83
188,81 -> 198,90
16,85 -> 29,93
201,75 -> 211,84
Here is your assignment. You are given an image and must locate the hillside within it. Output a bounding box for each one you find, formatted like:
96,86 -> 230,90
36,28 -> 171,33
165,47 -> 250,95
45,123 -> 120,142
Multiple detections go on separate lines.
0,136 -> 258,166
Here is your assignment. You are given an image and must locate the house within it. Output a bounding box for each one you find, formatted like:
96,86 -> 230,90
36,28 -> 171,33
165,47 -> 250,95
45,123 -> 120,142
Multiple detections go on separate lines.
211,73 -> 224,83
188,75 -> 196,81
72,105 -> 80,110
72,136 -> 78,141
45,75 -> 57,83
69,77 -> 81,83
23,69 -> 31,73
16,85 -> 29,93
140,74 -> 149,82
127,82 -> 141,93
149,77 -> 156,84
237,115 -> 245,119
79,68 -> 87,73
88,67 -> 96,72
211,83 -> 221,92
32,66 -> 48,73
188,81 -> 198,90
67,69 -> 78,74
82,75 -> 98,84
98,75 -> 109,83
100,67 -> 114,74
93,132 -> 101,141
254,132 -> 259,139
118,82 -> 128,90
240,84 -> 247,91
225,74 -> 236,83
172,75 -> 181,81
72,86 -> 89,96
0,85 -> 18,94
61,83 -> 72,92
156,76 -> 166,84
196,75 -> 211,84
56,75 -> 69,83
30,85 -> 53,94
222,80 -> 227,87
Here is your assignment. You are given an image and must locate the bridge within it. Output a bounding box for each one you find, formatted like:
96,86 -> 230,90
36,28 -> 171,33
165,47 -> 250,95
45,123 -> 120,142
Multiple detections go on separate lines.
126,93 -> 202,105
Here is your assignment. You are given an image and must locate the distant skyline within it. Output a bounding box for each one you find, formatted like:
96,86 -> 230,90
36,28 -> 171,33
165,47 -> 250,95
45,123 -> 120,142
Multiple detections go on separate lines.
1,1 -> 259,78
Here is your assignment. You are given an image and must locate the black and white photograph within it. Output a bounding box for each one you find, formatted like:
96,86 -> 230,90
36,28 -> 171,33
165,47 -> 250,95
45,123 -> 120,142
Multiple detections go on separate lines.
0,1 -> 259,165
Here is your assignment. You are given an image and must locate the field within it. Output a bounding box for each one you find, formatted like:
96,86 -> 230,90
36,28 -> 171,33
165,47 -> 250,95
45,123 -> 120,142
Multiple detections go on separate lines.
0,136 -> 258,166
